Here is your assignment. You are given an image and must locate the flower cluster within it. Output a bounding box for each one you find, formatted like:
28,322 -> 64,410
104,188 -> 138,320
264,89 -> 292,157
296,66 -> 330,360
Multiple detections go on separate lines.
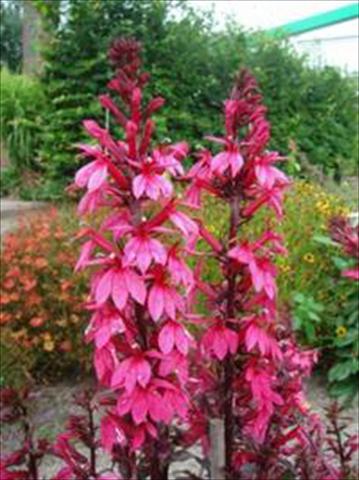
0,209 -> 88,382
182,69 -> 354,479
72,38 -> 197,476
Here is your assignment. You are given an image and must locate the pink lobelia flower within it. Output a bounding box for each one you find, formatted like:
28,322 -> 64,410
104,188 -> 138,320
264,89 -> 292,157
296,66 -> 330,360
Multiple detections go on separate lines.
75,159 -> 108,192
133,157 -> 173,200
248,257 -> 277,299
94,342 -> 119,386
244,319 -> 282,361
157,350 -> 189,385
158,320 -> 191,355
147,266 -> 184,322
167,247 -> 193,288
245,364 -> 283,442
123,230 -> 167,274
85,307 -> 126,349
201,323 -> 239,360
111,354 -> 152,393
116,384 -> 170,425
342,267 -> 359,280
95,264 -> 146,310
100,414 -> 127,452
228,245 -> 277,299
211,141 -> 243,177
254,152 -> 289,189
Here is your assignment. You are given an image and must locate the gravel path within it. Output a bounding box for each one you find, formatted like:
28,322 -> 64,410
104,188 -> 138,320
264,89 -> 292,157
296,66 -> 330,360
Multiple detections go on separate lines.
1,376 -> 357,479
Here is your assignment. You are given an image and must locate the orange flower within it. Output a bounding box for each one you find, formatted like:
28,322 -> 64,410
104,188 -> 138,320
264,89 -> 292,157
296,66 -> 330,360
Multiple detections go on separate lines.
0,312 -> 11,325
30,317 -> 45,328
34,258 -> 49,269
23,279 -> 37,292
2,278 -> 16,290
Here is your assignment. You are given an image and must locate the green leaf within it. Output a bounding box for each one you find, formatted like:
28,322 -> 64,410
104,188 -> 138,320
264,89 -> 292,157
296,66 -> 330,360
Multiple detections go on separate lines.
328,361 -> 355,382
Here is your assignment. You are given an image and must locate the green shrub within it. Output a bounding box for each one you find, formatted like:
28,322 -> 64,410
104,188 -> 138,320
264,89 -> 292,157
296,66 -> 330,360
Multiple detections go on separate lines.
0,68 -> 45,171
30,1 -> 357,200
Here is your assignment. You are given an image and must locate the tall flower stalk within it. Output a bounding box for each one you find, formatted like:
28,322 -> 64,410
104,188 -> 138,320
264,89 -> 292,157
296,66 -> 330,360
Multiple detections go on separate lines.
74,38 -> 197,479
184,70 -> 342,480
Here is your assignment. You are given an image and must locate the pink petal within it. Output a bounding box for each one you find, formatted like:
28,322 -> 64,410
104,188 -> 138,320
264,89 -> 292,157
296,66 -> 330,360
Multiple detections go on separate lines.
229,152 -> 243,177
95,269 -> 114,305
136,359 -> 151,388
148,285 -> 165,321
88,163 -> 108,191
211,152 -> 228,174
133,175 -> 146,199
174,324 -> 189,355
125,269 -> 146,304
158,323 -> 175,354
137,239 -> 152,273
213,332 -> 228,360
149,238 -> 167,265
111,271 -> 129,310
75,161 -> 96,188
132,392 -> 148,424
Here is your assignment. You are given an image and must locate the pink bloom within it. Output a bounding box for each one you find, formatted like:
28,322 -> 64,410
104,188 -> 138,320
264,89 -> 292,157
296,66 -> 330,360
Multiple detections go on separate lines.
229,246 -> 277,299
131,422 -> 158,450
133,157 -> 172,200
202,324 -> 238,360
100,415 -> 126,452
243,184 -> 287,219
187,149 -> 213,181
85,308 -> 126,349
158,321 -> 191,355
94,342 -> 119,386
75,159 -> 108,192
124,232 -> 167,273
244,321 -> 282,360
248,257 -> 277,299
153,143 -> 187,176
169,210 -> 199,238
116,385 -> 171,425
75,240 -> 95,272
211,144 -> 243,177
342,267 -> 359,280
111,354 -> 152,393
254,152 -> 288,188
95,265 -> 146,310
245,365 -> 283,442
148,279 -> 183,322
77,187 -> 106,215
167,248 -> 193,288
158,350 -> 189,384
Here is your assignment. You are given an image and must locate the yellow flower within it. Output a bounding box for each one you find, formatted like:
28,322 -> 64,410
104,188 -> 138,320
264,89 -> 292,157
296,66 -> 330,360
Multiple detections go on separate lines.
43,339 -> 55,352
303,253 -> 315,264
336,326 -> 347,338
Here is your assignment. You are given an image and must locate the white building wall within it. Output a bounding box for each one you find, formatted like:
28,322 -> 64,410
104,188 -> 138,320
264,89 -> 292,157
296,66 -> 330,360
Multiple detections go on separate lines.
290,18 -> 359,74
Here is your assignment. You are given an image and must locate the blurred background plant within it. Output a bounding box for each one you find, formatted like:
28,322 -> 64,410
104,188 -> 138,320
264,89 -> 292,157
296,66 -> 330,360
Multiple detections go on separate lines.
0,68 -> 45,196
0,207 -> 91,385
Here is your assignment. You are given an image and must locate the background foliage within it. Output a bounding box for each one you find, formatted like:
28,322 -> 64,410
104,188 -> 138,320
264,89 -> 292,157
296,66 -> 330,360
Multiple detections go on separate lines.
0,68 -> 45,175
0,0 -> 357,199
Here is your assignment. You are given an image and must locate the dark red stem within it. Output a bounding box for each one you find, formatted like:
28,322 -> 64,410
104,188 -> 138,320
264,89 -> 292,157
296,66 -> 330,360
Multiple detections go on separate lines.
88,403 -> 96,477
223,194 -> 240,480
